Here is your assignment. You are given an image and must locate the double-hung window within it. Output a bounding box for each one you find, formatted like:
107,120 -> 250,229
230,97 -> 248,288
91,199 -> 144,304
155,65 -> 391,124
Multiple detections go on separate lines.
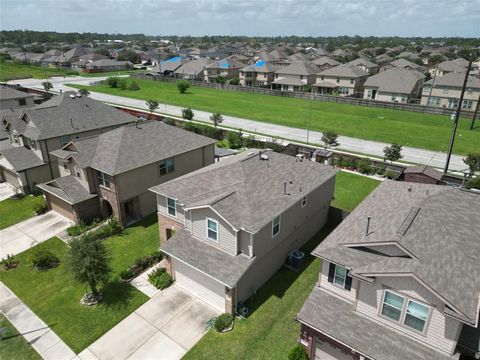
207,218 -> 218,242
327,263 -> 352,291
380,290 -> 430,333
159,158 -> 174,175
97,171 -> 110,188
272,215 -> 280,237
166,197 -> 176,217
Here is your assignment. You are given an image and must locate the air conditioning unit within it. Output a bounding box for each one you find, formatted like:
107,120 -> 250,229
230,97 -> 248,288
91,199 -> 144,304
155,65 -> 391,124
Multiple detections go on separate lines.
286,249 -> 305,271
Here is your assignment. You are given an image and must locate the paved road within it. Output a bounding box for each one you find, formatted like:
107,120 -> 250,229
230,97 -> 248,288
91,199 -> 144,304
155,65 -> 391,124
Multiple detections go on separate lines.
9,76 -> 470,172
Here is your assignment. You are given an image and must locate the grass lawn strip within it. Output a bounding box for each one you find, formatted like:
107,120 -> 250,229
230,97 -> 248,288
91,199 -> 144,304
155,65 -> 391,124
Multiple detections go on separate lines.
184,173 -> 380,360
0,195 -> 45,230
71,78 -> 479,155
0,213 -> 159,354
0,314 -> 42,360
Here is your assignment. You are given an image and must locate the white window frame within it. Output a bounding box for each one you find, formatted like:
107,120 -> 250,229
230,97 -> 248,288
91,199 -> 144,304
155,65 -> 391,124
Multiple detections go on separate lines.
301,195 -> 307,208
272,215 -> 281,238
97,171 -> 110,188
379,289 -> 431,335
206,218 -> 219,242
159,158 -> 175,176
166,197 -> 176,218
333,265 -> 347,287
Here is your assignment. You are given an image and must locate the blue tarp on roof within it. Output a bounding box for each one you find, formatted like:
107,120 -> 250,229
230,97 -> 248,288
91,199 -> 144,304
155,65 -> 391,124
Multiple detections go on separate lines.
161,56 -> 184,64
255,60 -> 266,67
218,61 -> 230,69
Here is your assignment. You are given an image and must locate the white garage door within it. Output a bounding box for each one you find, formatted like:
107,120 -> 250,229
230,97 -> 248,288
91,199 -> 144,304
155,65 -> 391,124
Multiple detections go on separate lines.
315,340 -> 353,360
173,259 -> 226,312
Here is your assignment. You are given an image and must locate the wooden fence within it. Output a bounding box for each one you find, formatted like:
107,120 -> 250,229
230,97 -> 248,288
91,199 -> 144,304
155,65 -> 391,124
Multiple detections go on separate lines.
130,72 -> 476,119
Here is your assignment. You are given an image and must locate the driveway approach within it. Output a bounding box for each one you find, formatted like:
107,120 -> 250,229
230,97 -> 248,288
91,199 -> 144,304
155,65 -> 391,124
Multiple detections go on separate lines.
80,286 -> 220,360
0,211 -> 71,256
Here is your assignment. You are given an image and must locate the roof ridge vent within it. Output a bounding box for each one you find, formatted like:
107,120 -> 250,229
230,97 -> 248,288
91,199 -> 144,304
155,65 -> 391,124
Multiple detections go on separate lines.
397,206 -> 421,236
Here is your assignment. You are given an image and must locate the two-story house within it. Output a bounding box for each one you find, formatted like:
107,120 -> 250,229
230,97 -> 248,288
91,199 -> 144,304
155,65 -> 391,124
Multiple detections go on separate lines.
0,91 -> 137,194
0,86 -> 35,109
311,57 -> 341,71
174,58 -> 211,80
239,60 -> 278,87
37,121 -> 216,226
149,150 -> 337,313
346,58 -> 379,75
420,72 -> 480,110
314,64 -> 369,96
297,181 -> 480,360
204,56 -> 245,83
363,68 -> 425,103
271,62 -> 319,91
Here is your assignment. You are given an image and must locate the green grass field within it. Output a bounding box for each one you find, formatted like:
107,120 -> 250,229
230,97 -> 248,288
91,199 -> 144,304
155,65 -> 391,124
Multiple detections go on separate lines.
0,195 -> 45,230
0,214 -> 159,353
184,172 -> 379,360
0,314 -> 41,360
73,78 -> 480,155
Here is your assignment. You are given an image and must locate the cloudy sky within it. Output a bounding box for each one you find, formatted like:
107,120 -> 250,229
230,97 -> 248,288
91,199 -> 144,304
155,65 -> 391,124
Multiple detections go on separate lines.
1,0 -> 479,37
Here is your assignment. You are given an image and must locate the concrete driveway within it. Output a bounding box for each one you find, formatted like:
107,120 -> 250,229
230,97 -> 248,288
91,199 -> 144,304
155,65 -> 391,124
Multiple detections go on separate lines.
0,182 -> 15,202
0,211 -> 72,256
80,286 -> 220,360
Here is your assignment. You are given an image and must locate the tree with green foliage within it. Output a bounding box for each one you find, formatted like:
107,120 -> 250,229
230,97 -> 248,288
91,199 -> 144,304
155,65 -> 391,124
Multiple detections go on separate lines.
181,107 -> 194,120
68,233 -> 111,302
116,49 -> 139,63
463,152 -> 480,178
145,99 -> 159,119
383,143 -> 403,163
227,130 -> 244,149
210,113 -> 224,127
119,78 -> 127,90
321,130 -> 339,149
128,81 -> 140,91
176,80 -> 190,94
41,81 -> 53,92
215,76 -> 227,84
288,344 -> 308,360
78,88 -> 90,97
229,77 -> 240,85
465,176 -> 480,190
107,77 -> 119,88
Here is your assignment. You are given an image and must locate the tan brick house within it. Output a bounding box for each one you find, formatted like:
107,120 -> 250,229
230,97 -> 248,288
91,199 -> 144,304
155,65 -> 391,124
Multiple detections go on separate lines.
38,121 -> 216,226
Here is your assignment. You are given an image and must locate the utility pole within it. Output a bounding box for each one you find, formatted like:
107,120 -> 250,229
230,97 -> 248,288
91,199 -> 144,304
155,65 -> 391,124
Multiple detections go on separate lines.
306,93 -> 313,143
426,64 -> 438,106
443,60 -> 472,174
470,93 -> 479,130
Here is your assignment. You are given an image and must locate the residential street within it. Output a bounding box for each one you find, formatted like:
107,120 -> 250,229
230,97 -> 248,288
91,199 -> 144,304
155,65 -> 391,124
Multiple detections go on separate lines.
9,76 -> 469,172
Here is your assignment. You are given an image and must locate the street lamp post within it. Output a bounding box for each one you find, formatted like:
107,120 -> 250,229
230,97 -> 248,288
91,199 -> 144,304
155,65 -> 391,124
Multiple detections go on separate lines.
443,60 -> 472,174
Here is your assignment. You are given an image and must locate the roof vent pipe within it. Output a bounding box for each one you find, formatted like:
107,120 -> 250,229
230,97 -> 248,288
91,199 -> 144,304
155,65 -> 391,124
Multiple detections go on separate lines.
408,185 -> 412,192
366,216 -> 371,236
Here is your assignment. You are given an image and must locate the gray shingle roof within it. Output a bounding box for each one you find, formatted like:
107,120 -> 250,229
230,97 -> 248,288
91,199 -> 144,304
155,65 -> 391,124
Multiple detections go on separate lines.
150,150 -> 337,233
37,175 -> 97,204
174,59 -> 211,76
390,58 -> 424,71
0,86 -> 34,101
311,56 -> 341,67
0,146 -> 45,171
275,62 -> 319,76
403,165 -> 443,181
319,64 -> 369,78
347,58 -> 378,69
364,68 -> 424,94
298,288 -> 452,360
313,181 -> 480,326
424,72 -> 480,89
271,77 -> 306,86
161,229 -> 254,287
6,92 -> 137,140
79,121 -> 216,176
437,58 -> 470,73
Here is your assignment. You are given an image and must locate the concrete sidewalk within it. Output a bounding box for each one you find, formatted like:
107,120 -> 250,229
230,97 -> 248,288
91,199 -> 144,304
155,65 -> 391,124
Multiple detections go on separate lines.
0,282 -> 76,360
9,76 -> 469,172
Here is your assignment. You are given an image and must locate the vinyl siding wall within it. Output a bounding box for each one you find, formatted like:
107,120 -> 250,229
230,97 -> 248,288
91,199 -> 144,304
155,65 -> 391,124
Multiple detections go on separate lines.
319,260 -> 358,303
157,194 -> 186,226
354,276 -> 462,355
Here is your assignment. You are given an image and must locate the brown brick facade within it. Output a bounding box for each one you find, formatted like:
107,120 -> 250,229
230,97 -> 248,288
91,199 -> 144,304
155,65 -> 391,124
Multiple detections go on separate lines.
75,197 -> 102,223
96,177 -> 122,223
157,212 -> 184,247
225,286 -> 235,315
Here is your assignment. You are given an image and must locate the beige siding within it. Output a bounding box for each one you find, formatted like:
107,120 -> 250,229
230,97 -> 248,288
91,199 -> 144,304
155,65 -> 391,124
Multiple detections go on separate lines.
355,276 -> 462,355
238,230 -> 251,256
156,194 -> 186,225
25,165 -> 52,192
319,260 -> 358,303
138,191 -> 157,217
190,207 -> 237,255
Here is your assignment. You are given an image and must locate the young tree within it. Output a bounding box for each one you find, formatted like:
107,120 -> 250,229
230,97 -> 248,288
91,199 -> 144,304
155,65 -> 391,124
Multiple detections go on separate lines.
383,143 -> 404,163
463,152 -> 480,178
68,233 -> 111,303
321,131 -> 339,149
210,113 -> 224,127
176,80 -> 190,94
181,107 -> 194,120
145,99 -> 159,119
78,88 -> 90,97
41,81 -> 53,92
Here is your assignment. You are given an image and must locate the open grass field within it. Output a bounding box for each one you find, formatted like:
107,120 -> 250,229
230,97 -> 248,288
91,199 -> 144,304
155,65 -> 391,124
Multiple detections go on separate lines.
183,172 -> 379,360
0,214 -> 159,353
0,314 -> 41,360
75,78 -> 480,155
0,195 -> 45,230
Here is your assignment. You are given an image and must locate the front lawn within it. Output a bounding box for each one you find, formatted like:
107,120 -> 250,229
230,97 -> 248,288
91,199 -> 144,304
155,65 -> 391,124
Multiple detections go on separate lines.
0,213 -> 160,354
73,78 -> 480,155
0,195 -> 45,230
0,314 -> 41,360
0,61 -> 78,81
184,172 -> 379,359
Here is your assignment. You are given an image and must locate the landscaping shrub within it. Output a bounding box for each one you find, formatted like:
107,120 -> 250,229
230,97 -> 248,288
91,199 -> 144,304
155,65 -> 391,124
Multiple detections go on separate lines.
465,176 -> 480,190
134,256 -> 154,270
288,344 -> 308,360
119,78 -> 127,90
358,158 -> 373,174
67,218 -> 100,237
165,118 -> 176,126
148,267 -> 173,289
182,122 -> 223,140
385,170 -> 397,179
33,200 -> 48,215
176,80 -> 190,94
375,165 -> 386,176
227,130 -> 243,149
335,156 -> 345,167
107,77 -> 119,88
30,249 -> 59,271
181,107 -> 194,120
214,313 -> 234,332
229,77 -> 240,85
128,81 -> 140,91
91,217 -> 122,239
1,254 -> 18,270
150,249 -> 164,262
119,269 -> 134,281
